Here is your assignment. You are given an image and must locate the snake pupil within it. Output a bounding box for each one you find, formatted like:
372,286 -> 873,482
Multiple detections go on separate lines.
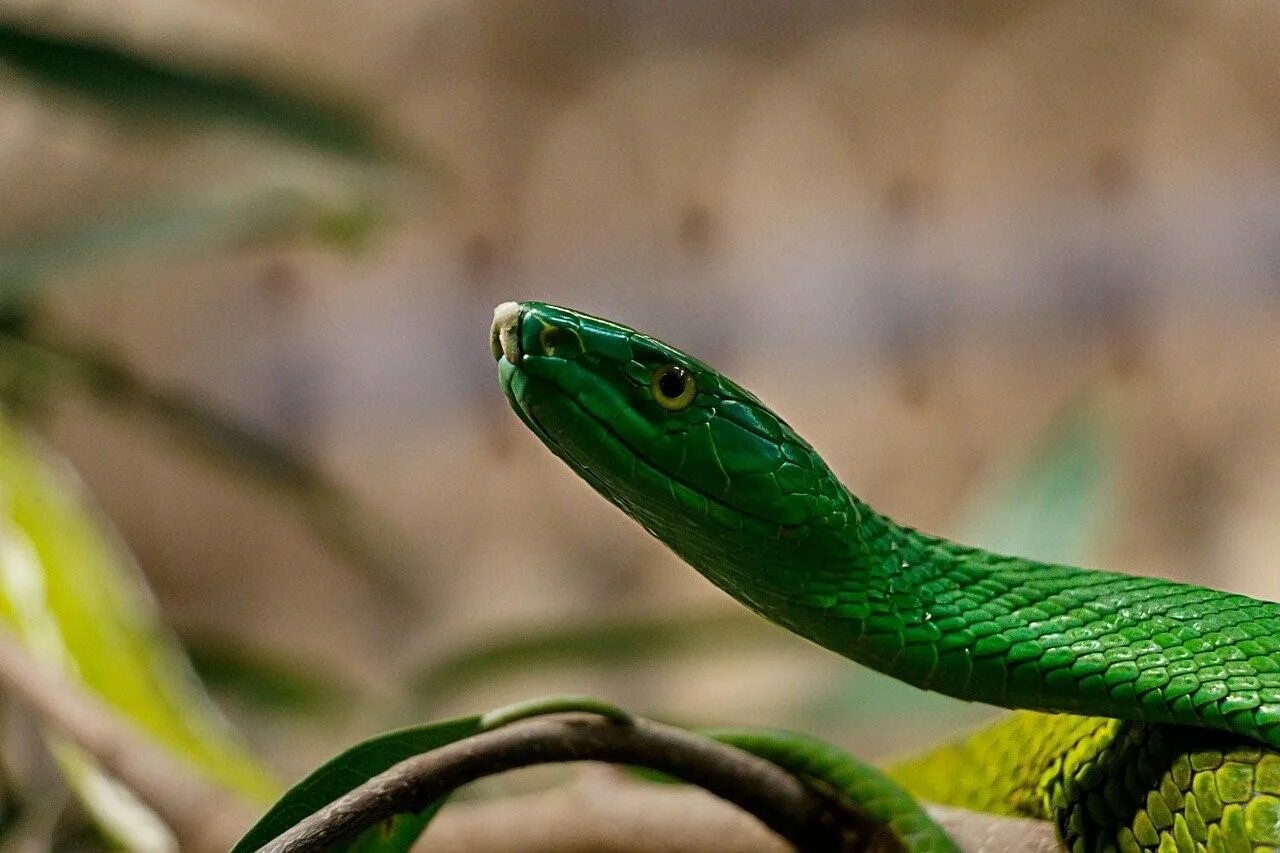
650,364 -> 696,411
658,368 -> 687,398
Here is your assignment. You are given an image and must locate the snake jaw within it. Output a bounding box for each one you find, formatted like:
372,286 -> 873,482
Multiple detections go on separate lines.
491,301 -> 523,364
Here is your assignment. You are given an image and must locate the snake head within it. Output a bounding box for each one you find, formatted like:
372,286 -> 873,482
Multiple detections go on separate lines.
492,301 -> 854,571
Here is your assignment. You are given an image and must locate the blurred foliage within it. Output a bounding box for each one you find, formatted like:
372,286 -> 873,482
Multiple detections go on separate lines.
0,6 -> 422,612
957,389 -> 1117,567
0,411 -> 278,844
0,331 -> 419,602
0,769 -> 27,847
186,637 -> 353,717
0,11 -> 436,842
0,20 -> 385,158
0,187 -> 383,299
411,610 -> 779,705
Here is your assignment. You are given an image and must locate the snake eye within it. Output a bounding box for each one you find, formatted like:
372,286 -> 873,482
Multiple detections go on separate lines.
650,364 -> 696,411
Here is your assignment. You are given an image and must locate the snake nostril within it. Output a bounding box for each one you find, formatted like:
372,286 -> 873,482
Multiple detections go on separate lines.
491,302 -> 522,364
539,325 -> 568,355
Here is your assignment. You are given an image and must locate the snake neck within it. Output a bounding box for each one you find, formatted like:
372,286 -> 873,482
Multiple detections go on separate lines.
652,476 -> 1008,687
742,495 -> 1046,689
667,481 -> 1112,707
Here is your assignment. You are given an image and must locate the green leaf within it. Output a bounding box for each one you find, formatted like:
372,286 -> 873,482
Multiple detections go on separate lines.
0,410 -> 278,842
185,636 -> 352,717
956,388 -> 1117,565
0,21 -> 384,157
232,715 -> 482,852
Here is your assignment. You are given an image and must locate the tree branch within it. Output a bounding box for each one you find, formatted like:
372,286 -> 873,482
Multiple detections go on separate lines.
259,713 -> 887,852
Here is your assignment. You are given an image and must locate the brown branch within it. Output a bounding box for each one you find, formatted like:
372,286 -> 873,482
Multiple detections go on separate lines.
258,713 -> 884,852
0,626 -> 259,851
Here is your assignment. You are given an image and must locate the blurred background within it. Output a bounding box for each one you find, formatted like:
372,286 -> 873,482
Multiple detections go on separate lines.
5,0 -> 1280,846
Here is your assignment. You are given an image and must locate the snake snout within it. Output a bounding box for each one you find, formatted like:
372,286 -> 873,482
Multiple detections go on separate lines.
491,302 -> 522,364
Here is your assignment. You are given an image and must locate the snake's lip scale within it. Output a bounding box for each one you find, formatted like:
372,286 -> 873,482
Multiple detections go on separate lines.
491,301 -> 523,365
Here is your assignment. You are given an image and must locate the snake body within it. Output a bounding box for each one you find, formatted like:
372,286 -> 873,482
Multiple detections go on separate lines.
492,300 -> 1280,851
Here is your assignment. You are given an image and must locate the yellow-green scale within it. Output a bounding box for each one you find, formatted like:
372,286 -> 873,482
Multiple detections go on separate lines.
887,711 -> 1280,851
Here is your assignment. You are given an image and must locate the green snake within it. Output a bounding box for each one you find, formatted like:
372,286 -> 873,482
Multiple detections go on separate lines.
492,300 -> 1280,852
